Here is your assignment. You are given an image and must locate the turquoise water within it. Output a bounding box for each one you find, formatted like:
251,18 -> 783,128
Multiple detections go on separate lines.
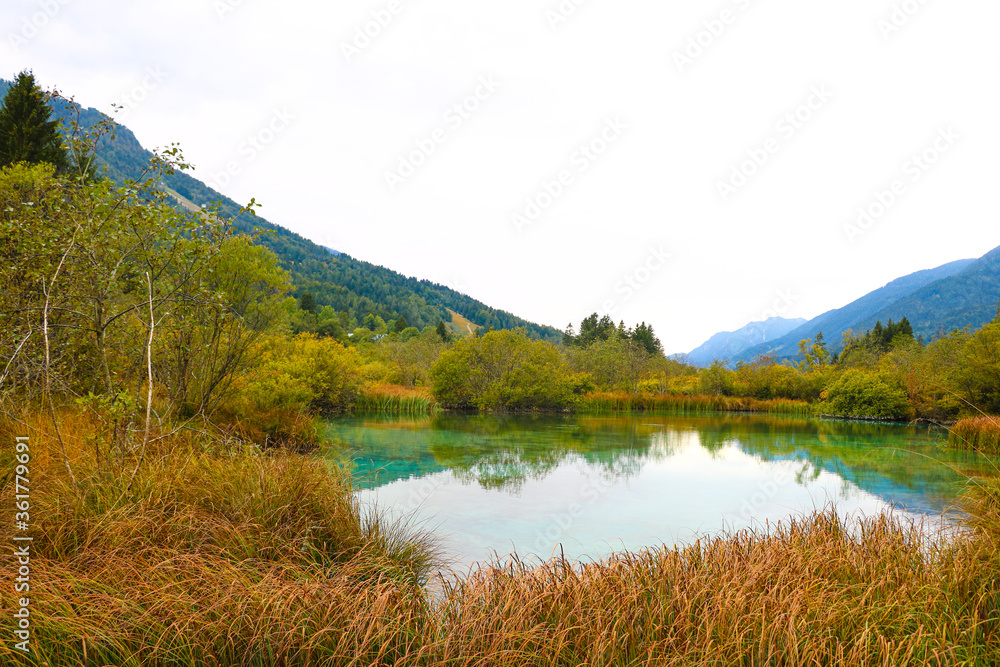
323,413 -> 994,570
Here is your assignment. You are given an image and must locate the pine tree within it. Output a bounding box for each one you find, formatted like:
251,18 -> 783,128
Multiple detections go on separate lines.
298,291 -> 317,313
0,71 -> 68,171
436,320 -> 452,342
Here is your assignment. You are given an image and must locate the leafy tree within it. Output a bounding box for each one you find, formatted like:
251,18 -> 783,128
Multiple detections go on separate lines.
798,333 -> 830,372
565,335 -> 655,392
958,322 -> 1000,413
0,143 -> 287,422
699,360 -> 735,396
0,71 -> 68,172
733,355 -> 801,399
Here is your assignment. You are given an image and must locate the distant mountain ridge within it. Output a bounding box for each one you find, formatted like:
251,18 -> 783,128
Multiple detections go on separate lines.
731,253 -> 997,363
687,317 -> 807,367
0,78 -> 562,340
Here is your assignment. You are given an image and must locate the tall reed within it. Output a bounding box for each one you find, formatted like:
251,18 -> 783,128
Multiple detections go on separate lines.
4,407 -> 1000,665
355,384 -> 435,415
949,416 -> 1000,454
578,391 -> 814,416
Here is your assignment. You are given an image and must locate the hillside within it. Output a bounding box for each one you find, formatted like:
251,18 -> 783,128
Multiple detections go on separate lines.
733,257 -> 980,363
0,78 -> 561,340
687,317 -> 807,367
850,246 -> 1000,342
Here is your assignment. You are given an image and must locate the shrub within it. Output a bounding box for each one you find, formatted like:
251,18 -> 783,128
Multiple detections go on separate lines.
431,330 -> 574,411
218,334 -> 363,444
821,369 -> 912,420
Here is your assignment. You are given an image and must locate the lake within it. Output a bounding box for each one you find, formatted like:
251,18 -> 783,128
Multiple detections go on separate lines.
323,413 -> 993,571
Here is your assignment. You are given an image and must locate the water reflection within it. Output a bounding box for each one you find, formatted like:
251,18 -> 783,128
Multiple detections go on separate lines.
327,413 -> 988,511
323,413 -> 993,568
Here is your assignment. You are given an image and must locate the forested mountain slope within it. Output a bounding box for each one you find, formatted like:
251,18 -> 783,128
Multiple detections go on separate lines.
0,78 -> 561,339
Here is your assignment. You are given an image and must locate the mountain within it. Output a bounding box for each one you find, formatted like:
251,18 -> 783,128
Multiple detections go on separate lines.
734,254 -> 993,363
0,79 -> 561,341
851,246 -> 1000,342
687,317 -> 807,367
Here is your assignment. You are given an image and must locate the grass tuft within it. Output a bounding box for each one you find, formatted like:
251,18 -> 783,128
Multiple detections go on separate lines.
949,416 -> 1000,454
356,384 -> 436,416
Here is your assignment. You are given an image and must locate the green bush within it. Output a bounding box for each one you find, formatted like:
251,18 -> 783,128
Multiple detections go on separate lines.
219,334 -> 364,444
431,330 -> 574,411
821,369 -> 912,420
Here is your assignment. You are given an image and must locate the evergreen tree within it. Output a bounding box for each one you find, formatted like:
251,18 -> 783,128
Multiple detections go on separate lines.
631,322 -> 663,356
562,323 -> 576,347
0,71 -> 68,171
436,320 -> 452,342
298,291 -> 317,313
393,315 -> 408,333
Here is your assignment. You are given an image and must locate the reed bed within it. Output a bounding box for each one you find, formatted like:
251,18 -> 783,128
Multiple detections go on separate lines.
4,407 -> 1000,665
355,384 -> 436,415
579,392 -> 814,416
428,510 -> 1000,666
949,416 -> 1000,455
0,408 -> 436,666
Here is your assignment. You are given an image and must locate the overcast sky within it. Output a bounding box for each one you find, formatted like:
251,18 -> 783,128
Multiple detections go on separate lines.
3,0 -> 998,354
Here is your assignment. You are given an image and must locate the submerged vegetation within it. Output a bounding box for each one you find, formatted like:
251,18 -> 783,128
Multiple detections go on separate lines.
2,72 -> 1000,664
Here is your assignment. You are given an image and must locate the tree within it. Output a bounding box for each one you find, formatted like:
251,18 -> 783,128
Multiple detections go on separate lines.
631,322 -> 663,356
436,319 -> 452,343
430,330 -> 573,410
822,369 -> 911,420
798,333 -> 830,372
562,323 -> 576,347
298,291 -> 317,313
393,315 -> 408,333
0,71 -> 68,172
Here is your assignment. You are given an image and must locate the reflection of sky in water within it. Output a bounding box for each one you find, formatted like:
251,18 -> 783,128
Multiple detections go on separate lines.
329,415 -> 991,572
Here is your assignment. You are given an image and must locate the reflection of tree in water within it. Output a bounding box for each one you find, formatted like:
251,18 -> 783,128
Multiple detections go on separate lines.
450,448 -> 563,494
327,412 -> 991,507
428,414 -> 657,493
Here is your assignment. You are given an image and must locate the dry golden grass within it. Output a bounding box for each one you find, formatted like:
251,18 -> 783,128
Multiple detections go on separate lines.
357,384 -> 436,415
2,406 -> 1000,665
950,416 -> 1000,455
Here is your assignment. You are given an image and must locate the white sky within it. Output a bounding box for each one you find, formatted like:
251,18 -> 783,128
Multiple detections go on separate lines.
3,0 -> 998,354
